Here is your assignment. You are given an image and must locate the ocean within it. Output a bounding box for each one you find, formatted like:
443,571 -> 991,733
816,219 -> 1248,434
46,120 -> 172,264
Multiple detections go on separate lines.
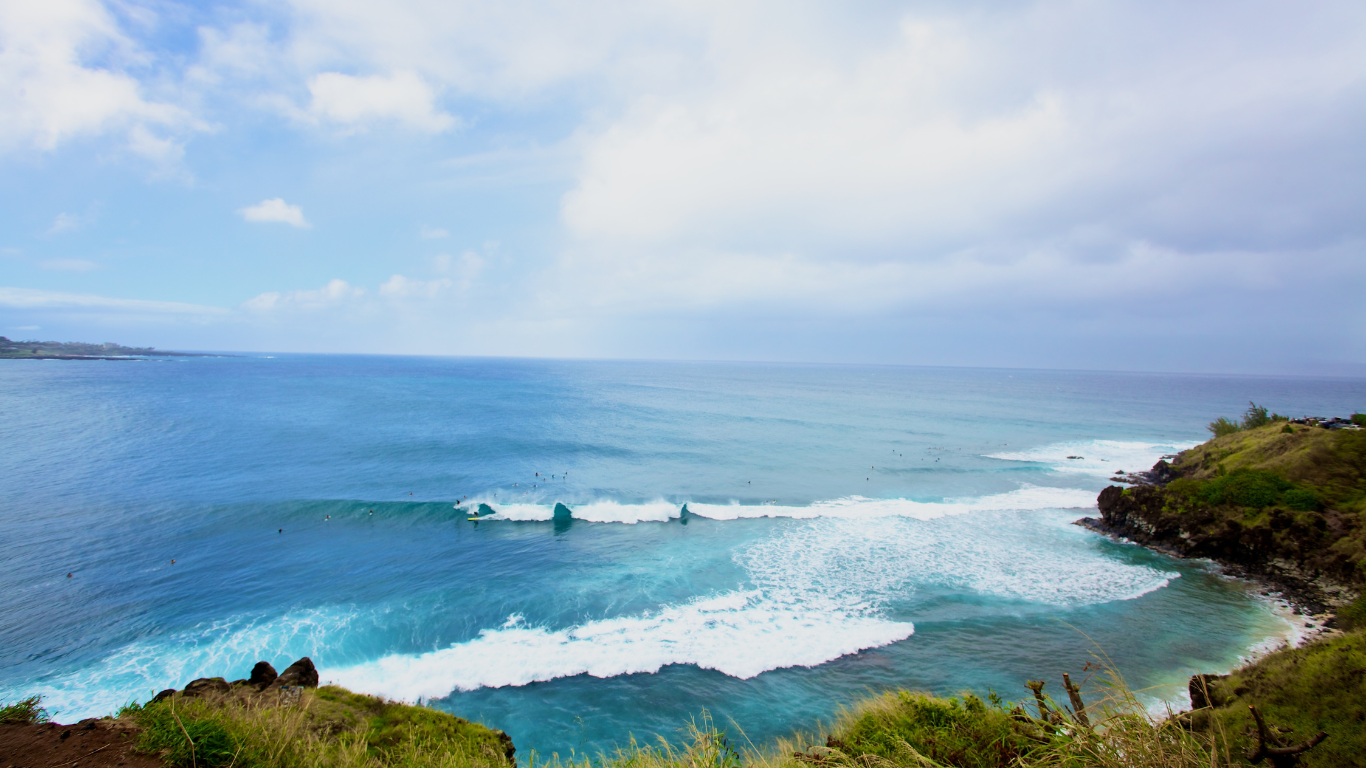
1,355 -> 1362,757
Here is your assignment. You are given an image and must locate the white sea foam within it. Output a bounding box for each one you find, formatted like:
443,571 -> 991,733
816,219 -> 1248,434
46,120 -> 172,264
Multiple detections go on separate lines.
741,514 -> 1179,608
327,591 -> 913,701
688,486 -> 1096,521
987,439 -> 1199,478
15,490 -> 1173,715
8,607 -> 361,721
476,486 -> 1096,525
328,508 -> 1177,703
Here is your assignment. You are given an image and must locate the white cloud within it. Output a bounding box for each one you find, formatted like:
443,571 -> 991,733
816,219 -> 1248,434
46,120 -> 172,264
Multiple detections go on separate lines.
378,274 -> 452,299
0,0 -> 196,157
38,258 -> 100,272
419,226 -> 449,239
238,198 -> 311,228
47,213 -> 81,234
561,3 -> 1365,254
278,0 -> 687,100
306,71 -> 456,132
242,279 -> 363,312
0,287 -> 227,315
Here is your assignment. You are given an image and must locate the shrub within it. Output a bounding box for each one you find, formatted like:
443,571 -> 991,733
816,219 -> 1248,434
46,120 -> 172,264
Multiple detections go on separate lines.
832,692 -> 1043,768
1281,488 -> 1320,512
1200,469 -> 1292,509
1242,402 -> 1273,430
1281,424 -> 1294,434
1353,413 -> 1366,427
1207,417 -> 1240,437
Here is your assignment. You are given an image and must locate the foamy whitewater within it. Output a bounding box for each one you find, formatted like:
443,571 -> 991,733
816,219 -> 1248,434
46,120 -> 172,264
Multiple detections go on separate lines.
3,358 -> 1361,754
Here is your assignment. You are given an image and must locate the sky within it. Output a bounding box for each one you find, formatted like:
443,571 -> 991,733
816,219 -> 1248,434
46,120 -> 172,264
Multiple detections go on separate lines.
1,0 -> 1363,374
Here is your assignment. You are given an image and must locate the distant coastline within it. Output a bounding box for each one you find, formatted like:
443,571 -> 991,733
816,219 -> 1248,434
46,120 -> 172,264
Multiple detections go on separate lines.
0,336 -> 223,360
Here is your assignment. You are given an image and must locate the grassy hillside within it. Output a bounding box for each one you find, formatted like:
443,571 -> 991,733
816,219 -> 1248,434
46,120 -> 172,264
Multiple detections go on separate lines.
1094,422 -> 1366,595
1189,619 -> 1366,768
114,685 -> 514,768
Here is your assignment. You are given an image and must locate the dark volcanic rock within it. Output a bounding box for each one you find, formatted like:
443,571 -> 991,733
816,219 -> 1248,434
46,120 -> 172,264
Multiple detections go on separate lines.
493,729 -> 516,762
149,689 -> 177,705
1189,673 -> 1230,709
1080,475 -> 1356,614
182,677 -> 231,698
266,657 -> 319,689
248,661 -> 278,690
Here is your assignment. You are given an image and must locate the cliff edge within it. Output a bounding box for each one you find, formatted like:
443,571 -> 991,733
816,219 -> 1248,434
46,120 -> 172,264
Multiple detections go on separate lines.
1080,420 -> 1365,612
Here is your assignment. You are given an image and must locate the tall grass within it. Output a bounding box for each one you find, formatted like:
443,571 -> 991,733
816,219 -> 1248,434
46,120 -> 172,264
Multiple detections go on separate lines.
118,688 -> 511,768
0,695 -> 50,724
533,662 -> 1238,768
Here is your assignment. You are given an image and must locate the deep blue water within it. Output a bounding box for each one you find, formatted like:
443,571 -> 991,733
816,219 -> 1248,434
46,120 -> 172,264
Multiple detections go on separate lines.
1,356 -> 1362,757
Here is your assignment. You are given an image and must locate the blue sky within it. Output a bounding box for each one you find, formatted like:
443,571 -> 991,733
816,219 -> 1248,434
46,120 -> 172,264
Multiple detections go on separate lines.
1,0 -> 1363,373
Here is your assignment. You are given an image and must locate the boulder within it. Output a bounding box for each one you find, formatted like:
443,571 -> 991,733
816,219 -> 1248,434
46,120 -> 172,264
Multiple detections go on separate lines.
182,677 -> 231,698
248,661 -> 278,690
149,689 -> 177,705
264,657 -> 318,690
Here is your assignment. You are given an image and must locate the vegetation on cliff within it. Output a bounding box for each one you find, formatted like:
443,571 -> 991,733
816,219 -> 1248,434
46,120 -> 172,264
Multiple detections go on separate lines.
0,336 -> 201,358
1092,420 -> 1366,596
116,685 -> 513,768
1187,610 -> 1365,768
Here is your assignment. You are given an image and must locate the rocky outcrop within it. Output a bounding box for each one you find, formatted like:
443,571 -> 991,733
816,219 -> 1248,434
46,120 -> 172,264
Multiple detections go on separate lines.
248,660 -> 278,689
264,657 -> 318,691
1079,482 -> 1355,614
1077,444 -> 1362,616
147,657 -> 315,705
182,677 -> 231,698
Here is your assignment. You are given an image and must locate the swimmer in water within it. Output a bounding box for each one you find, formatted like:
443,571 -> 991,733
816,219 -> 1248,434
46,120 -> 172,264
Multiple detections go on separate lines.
279,528 -> 283,533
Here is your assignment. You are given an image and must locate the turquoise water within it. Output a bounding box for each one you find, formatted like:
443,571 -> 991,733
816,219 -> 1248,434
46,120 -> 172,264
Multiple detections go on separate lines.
1,356 -> 1362,756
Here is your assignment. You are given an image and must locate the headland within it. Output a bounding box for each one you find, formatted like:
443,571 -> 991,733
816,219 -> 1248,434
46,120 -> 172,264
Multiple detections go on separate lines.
0,336 -> 219,360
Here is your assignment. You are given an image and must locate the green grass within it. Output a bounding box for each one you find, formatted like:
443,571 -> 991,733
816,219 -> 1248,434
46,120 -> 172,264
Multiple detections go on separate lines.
1132,423 -> 1366,585
538,661 -> 1245,768
826,691 -> 1046,768
0,695 -> 50,724
117,686 -> 513,768
1194,629 -> 1366,768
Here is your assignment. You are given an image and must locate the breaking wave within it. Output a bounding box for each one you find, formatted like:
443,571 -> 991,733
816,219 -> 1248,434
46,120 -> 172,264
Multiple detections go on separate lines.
987,439 -> 1199,479
474,486 -> 1096,525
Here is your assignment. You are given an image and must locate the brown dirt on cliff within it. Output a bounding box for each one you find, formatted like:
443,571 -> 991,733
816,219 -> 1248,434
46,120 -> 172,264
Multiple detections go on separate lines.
0,719 -> 163,768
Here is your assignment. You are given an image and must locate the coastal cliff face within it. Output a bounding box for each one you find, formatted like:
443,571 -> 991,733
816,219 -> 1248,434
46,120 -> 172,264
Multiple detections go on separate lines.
1082,423 -> 1365,611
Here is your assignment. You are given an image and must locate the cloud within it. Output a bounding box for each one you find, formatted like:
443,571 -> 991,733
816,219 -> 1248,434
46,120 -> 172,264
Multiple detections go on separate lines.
277,0 -> 687,100
47,213 -> 81,234
239,198 -> 311,228
378,274 -> 452,299
0,0 -> 197,158
242,279 -> 363,312
419,226 -> 449,239
561,3 -> 1365,254
306,71 -> 456,132
0,287 -> 227,315
38,258 -> 100,272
